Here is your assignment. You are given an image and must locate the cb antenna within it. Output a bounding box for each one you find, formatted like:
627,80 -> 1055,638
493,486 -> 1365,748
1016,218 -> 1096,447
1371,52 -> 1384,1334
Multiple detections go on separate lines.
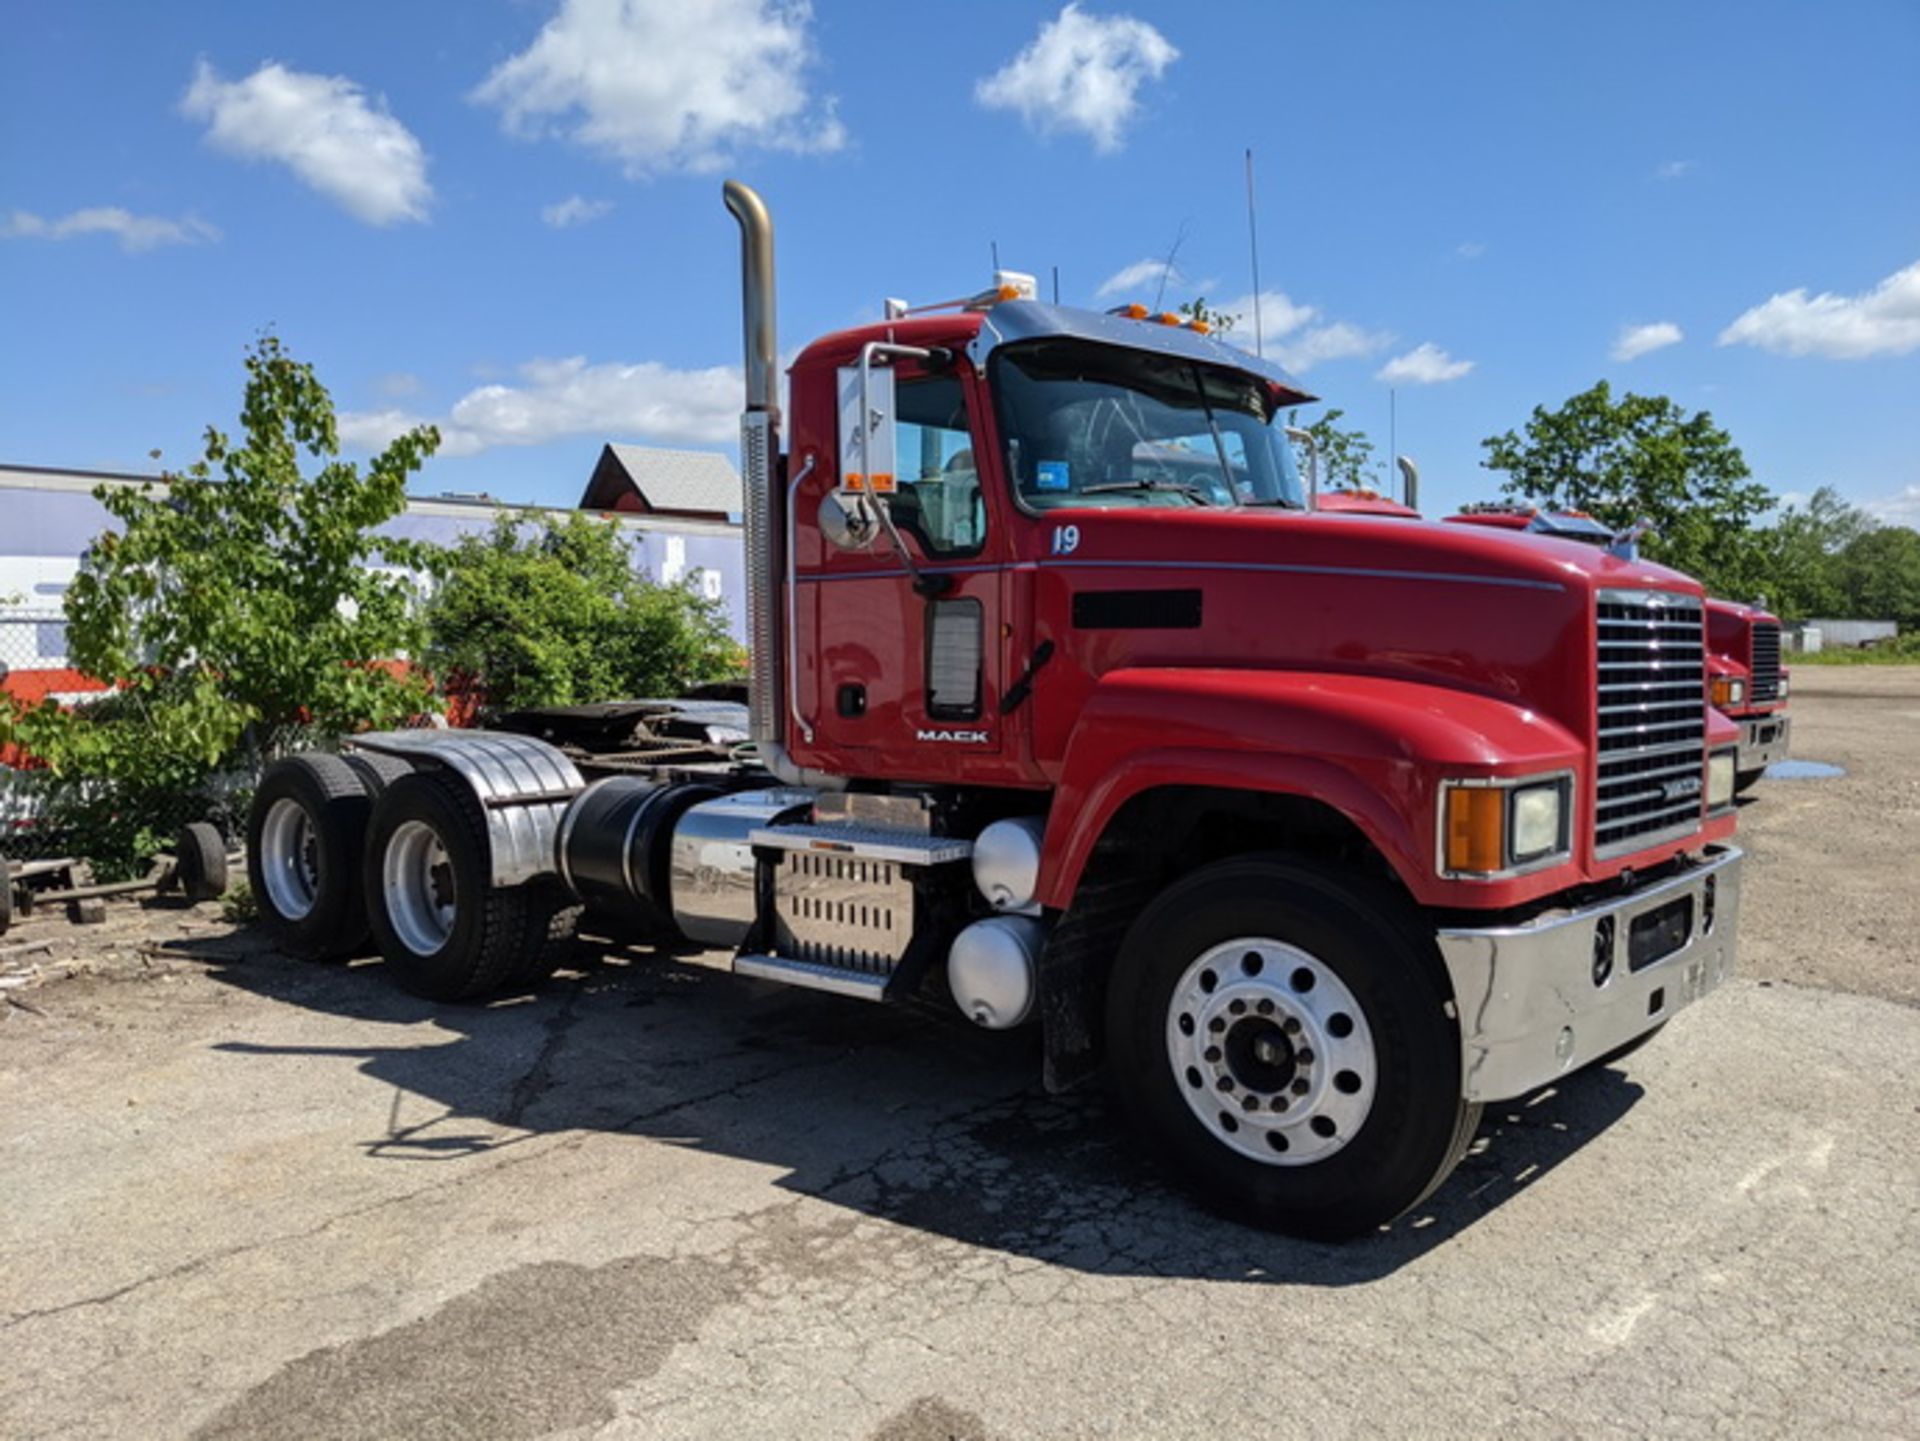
1152,220 -> 1189,311
1246,148 -> 1264,357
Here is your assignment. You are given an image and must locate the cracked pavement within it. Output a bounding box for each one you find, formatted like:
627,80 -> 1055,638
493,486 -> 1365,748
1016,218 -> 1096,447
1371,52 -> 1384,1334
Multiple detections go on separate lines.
2,668 -> 1917,1439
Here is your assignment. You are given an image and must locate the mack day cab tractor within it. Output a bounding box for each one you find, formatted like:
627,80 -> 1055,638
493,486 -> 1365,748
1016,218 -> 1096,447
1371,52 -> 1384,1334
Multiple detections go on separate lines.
247,181 -> 1745,1239
1448,504 -> 1791,791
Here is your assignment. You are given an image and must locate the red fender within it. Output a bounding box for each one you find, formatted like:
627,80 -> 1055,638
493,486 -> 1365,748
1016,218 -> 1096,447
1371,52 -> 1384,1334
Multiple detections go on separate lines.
1038,668 -> 1592,912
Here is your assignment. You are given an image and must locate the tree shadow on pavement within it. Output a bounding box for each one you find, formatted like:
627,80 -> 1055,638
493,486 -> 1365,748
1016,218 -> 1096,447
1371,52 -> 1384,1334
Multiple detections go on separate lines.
172,927 -> 1646,1287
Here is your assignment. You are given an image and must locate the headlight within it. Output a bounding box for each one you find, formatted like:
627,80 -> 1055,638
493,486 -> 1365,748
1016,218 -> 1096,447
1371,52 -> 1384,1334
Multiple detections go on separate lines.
1777,674 -> 1790,701
1710,676 -> 1747,708
1510,783 -> 1564,862
1440,773 -> 1573,877
1707,750 -> 1736,809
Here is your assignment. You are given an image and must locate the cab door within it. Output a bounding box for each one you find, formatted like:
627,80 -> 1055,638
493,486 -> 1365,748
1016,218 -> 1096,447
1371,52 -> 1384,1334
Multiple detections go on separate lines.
804,362 -> 1006,778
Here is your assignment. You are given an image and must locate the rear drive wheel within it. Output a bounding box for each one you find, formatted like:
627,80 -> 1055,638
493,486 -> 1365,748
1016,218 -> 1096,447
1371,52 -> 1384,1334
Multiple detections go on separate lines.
343,750 -> 416,799
1107,856 -> 1477,1239
364,770 -> 556,1001
247,755 -> 376,960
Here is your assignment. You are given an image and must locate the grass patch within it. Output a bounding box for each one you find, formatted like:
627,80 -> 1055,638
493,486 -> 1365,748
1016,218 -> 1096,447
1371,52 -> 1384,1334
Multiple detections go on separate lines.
1791,636 -> 1920,665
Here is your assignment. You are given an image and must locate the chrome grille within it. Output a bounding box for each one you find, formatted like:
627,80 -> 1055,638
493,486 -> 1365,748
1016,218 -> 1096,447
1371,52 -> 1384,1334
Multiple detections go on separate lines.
1595,589 -> 1705,857
1750,621 -> 1781,702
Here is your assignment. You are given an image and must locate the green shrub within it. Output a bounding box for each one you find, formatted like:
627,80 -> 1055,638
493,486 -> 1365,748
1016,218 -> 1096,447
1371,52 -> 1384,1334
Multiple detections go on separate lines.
423,512 -> 742,713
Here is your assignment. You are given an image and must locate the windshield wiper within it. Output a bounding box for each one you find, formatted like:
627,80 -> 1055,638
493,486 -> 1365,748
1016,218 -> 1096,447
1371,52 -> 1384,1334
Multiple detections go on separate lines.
1079,477 -> 1218,506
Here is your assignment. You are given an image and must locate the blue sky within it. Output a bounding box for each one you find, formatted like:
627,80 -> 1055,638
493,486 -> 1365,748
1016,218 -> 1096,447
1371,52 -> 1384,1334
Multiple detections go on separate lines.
4,0 -> 1917,525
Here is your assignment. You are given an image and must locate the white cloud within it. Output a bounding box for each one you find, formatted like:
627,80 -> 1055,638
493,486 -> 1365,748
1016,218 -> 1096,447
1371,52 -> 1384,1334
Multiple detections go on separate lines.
1212,290 -> 1391,374
2,206 -> 219,253
1612,320 -> 1684,361
376,372 -> 422,399
1096,257 -> 1183,298
542,195 -> 613,228
474,0 -> 843,176
339,355 -> 741,457
1718,259 -> 1920,360
1276,322 -> 1394,374
1656,159 -> 1697,181
182,60 -> 431,225
974,4 -> 1177,154
1454,241 -> 1486,260
1862,484 -> 1920,525
1376,343 -> 1474,385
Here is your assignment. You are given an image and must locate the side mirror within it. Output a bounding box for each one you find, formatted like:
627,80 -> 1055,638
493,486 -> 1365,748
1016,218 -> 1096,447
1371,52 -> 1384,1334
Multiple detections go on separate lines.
838,362 -> 897,507
818,489 -> 878,551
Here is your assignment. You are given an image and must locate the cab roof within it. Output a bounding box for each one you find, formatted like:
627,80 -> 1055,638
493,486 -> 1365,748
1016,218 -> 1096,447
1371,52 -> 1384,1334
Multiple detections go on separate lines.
794,300 -> 1318,410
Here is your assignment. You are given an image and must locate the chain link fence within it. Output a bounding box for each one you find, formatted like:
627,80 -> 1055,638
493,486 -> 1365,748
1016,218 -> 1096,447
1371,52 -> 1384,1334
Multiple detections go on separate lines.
1,610 -> 255,868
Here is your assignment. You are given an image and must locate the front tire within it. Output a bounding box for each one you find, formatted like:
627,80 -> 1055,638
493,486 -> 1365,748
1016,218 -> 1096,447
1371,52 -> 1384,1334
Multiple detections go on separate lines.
1106,856 -> 1477,1239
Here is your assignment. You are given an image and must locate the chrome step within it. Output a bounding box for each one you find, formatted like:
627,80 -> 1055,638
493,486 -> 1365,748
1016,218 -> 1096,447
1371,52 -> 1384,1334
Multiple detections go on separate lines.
749,822 -> 972,866
733,953 -> 891,1000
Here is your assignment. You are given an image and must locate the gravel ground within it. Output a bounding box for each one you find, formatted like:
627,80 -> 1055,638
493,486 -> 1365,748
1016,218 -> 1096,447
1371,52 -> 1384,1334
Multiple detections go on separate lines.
2,671 -> 1916,1440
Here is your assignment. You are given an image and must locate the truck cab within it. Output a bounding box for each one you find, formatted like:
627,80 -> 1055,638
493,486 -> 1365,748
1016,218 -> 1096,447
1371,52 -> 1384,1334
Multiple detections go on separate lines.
248,184 -> 1746,1239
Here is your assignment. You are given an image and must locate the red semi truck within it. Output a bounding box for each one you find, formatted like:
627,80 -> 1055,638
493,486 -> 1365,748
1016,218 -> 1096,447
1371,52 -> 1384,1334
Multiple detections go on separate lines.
1447,504 -> 1791,788
247,183 -> 1744,1238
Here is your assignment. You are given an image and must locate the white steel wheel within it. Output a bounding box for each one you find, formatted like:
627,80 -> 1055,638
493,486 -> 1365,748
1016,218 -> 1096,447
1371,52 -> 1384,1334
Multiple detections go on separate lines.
258,798 -> 320,922
383,819 -> 458,957
1165,937 -> 1377,1165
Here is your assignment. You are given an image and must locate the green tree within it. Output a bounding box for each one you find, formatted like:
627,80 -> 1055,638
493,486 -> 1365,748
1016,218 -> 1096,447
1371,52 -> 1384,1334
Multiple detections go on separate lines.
0,335 -> 441,869
423,512 -> 741,712
1834,526 -> 1920,629
1757,485 -> 1875,619
1291,408 -> 1382,492
1480,381 -> 1775,592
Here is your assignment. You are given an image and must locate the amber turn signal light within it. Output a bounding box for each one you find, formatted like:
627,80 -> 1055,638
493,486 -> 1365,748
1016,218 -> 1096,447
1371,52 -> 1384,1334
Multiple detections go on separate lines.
1443,787 -> 1505,875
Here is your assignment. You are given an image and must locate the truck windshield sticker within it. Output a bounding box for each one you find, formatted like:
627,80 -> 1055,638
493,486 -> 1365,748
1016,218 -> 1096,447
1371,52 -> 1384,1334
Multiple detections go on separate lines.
1036,460 -> 1071,492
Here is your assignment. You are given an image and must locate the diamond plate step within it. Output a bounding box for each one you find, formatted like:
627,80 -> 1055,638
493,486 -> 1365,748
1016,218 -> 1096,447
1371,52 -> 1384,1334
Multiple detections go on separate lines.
748,822 -> 972,867
732,953 -> 892,1000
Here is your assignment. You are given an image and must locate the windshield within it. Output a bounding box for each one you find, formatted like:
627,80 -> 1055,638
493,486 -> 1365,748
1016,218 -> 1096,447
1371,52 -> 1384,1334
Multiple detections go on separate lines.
991,340 -> 1305,511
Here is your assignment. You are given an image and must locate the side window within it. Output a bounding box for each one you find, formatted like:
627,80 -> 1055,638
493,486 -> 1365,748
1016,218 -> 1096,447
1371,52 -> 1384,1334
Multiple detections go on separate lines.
894,375 -> 984,557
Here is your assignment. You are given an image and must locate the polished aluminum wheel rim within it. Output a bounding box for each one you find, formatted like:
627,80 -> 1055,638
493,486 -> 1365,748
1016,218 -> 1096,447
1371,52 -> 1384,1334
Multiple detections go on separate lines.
259,798 -> 319,922
383,819 -> 456,957
1164,937 -> 1378,1165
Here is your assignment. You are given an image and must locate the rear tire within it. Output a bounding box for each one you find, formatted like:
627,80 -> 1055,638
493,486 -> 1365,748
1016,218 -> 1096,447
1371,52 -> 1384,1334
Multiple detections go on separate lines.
1106,855 -> 1477,1239
364,770 -> 559,1001
343,750 -> 416,798
247,755 -> 375,960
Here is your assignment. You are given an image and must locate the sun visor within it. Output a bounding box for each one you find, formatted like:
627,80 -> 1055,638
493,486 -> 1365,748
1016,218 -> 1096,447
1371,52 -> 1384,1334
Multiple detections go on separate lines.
966,299 -> 1318,409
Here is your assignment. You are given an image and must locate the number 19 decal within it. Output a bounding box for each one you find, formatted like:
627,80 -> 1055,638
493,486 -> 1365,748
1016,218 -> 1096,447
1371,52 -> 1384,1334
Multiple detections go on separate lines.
1050,524 -> 1081,556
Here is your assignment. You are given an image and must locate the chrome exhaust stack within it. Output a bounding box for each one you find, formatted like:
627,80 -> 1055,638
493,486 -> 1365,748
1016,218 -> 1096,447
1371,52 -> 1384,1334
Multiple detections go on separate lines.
723,180 -> 782,758
1396,455 -> 1420,512
723,179 -> 839,790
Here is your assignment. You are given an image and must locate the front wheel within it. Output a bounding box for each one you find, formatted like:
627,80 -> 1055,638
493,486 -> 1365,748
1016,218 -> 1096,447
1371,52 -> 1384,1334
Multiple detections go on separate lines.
1106,856 -> 1477,1239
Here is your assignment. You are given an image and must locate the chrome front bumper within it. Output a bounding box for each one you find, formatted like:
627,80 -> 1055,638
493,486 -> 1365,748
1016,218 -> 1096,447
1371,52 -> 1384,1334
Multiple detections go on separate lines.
1739,713 -> 1791,773
1435,845 -> 1743,1103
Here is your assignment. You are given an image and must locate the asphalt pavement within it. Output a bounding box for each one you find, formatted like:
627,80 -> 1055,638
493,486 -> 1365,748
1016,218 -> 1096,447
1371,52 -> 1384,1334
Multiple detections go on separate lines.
3,669 -> 1916,1440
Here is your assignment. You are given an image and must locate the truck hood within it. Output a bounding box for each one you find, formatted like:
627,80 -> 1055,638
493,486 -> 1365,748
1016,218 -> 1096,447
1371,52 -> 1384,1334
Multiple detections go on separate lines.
1040,505 -> 1704,598
1028,506 -> 1707,749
